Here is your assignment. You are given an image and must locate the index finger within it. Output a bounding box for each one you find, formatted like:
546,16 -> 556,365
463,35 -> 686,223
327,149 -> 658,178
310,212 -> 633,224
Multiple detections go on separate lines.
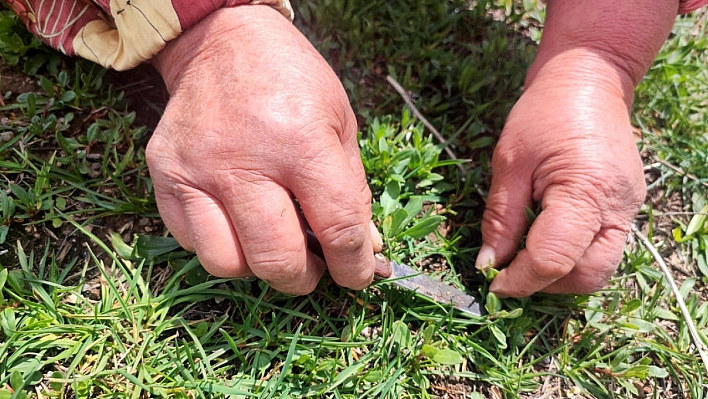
287,135 -> 375,290
490,186 -> 602,297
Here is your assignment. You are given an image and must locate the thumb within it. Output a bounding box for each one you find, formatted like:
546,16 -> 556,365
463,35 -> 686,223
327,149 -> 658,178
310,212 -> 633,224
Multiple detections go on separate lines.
475,152 -> 534,271
489,185 -> 602,297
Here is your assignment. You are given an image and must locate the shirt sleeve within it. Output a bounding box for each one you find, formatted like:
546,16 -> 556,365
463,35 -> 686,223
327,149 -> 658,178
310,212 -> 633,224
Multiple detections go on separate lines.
680,0 -> 708,13
3,0 -> 292,71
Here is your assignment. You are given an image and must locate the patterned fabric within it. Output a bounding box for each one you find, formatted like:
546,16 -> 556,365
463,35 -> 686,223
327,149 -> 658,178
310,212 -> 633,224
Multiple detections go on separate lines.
679,0 -> 708,13
4,0 -> 292,70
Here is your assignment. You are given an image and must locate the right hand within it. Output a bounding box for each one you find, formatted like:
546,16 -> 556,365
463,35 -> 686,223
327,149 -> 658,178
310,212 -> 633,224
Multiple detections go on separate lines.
147,5 -> 382,295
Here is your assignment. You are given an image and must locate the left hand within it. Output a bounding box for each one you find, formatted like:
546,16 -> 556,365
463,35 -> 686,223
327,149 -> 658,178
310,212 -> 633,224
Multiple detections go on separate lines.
474,0 -> 678,297
475,76 -> 645,297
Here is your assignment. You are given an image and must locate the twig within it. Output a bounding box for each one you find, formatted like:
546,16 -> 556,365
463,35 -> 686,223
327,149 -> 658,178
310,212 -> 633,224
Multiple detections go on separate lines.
635,212 -> 708,218
385,75 -> 467,175
654,159 -> 708,189
632,225 -> 708,376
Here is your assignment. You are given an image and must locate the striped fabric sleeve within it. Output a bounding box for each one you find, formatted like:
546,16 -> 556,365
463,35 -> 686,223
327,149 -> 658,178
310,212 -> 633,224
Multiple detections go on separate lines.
679,0 -> 708,13
3,0 -> 293,71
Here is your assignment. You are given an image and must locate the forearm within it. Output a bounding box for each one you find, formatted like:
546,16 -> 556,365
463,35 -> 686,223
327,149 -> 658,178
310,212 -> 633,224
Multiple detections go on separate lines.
525,0 -> 679,108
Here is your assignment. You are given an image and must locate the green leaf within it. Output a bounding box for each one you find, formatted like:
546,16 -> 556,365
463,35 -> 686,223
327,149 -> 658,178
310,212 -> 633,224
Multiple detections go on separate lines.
673,226 -> 685,243
0,389 -> 11,399
623,318 -> 656,333
400,215 -> 445,239
380,180 -> 401,217
432,348 -> 464,365
389,208 -> 410,237
185,265 -> 210,286
23,54 -> 46,76
134,235 -> 181,261
391,320 -> 412,349
195,322 -> 208,337
110,232 -> 135,260
253,350 -> 273,373
698,253 -> 708,279
40,76 -> 54,96
10,370 -> 23,391
422,325 -> 435,344
489,324 -> 507,349
496,308 -> 523,319
59,90 -> 76,103
620,299 -> 642,315
9,184 -> 31,205
0,267 -> 6,291
421,344 -> 437,358
381,215 -> 393,237
654,308 -> 679,321
0,225 -> 8,245
1,307 -> 16,337
686,205 -> 708,236
364,370 -> 383,383
55,196 -> 67,210
623,365 -> 649,379
49,372 -> 64,391
485,292 -> 501,314
403,196 -> 423,218
584,299 -> 605,326
647,365 -> 669,378
679,277 -> 697,300
6,270 -> 25,294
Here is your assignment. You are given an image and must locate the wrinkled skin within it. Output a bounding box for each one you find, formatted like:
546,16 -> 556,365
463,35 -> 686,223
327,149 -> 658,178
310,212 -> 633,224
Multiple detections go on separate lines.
475,0 -> 679,297
148,6 -> 382,295
477,74 -> 646,297
147,0 -> 680,297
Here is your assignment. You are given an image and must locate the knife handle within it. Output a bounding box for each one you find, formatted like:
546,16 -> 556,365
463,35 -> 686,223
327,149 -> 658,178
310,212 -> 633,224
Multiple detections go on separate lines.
306,228 -> 392,279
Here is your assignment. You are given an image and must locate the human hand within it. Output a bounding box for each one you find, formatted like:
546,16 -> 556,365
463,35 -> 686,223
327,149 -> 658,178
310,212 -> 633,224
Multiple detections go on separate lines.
147,6 -> 382,295
473,0 -> 680,298
475,78 -> 645,297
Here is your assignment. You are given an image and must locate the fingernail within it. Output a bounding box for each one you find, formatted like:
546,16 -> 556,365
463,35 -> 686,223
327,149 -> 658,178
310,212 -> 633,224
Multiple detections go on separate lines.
475,244 -> 496,270
369,221 -> 384,253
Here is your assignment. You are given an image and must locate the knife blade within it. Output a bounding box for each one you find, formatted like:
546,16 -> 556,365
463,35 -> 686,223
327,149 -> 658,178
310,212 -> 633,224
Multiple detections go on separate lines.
306,229 -> 481,316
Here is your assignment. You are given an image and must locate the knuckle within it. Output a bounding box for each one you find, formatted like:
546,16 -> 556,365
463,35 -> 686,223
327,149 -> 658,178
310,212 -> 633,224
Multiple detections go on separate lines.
198,253 -> 245,278
361,186 -> 373,207
274,279 -> 318,296
319,221 -> 367,255
249,247 -> 306,283
527,247 -> 575,282
482,207 -> 524,243
491,147 -> 516,172
337,265 -> 374,290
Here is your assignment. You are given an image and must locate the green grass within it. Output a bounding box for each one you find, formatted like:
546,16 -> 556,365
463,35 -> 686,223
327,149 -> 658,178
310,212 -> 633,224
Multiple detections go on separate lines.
1,1 -> 708,398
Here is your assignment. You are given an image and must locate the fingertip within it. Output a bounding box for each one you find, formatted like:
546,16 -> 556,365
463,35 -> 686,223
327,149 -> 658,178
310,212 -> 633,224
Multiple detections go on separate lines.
489,269 -> 516,298
332,250 -> 375,290
475,244 -> 496,270
273,251 -> 327,296
197,240 -> 251,278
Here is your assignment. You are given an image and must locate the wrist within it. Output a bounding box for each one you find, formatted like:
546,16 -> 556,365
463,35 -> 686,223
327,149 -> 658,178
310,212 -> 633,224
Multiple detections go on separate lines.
523,0 -> 678,110
153,5 -> 288,92
524,50 -> 637,112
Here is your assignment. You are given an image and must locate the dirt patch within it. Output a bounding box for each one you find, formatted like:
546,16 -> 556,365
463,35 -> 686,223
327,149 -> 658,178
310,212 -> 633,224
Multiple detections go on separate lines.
0,63 -> 39,99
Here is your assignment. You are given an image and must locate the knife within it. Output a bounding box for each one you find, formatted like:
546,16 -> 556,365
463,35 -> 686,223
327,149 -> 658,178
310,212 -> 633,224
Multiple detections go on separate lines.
306,229 -> 482,316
